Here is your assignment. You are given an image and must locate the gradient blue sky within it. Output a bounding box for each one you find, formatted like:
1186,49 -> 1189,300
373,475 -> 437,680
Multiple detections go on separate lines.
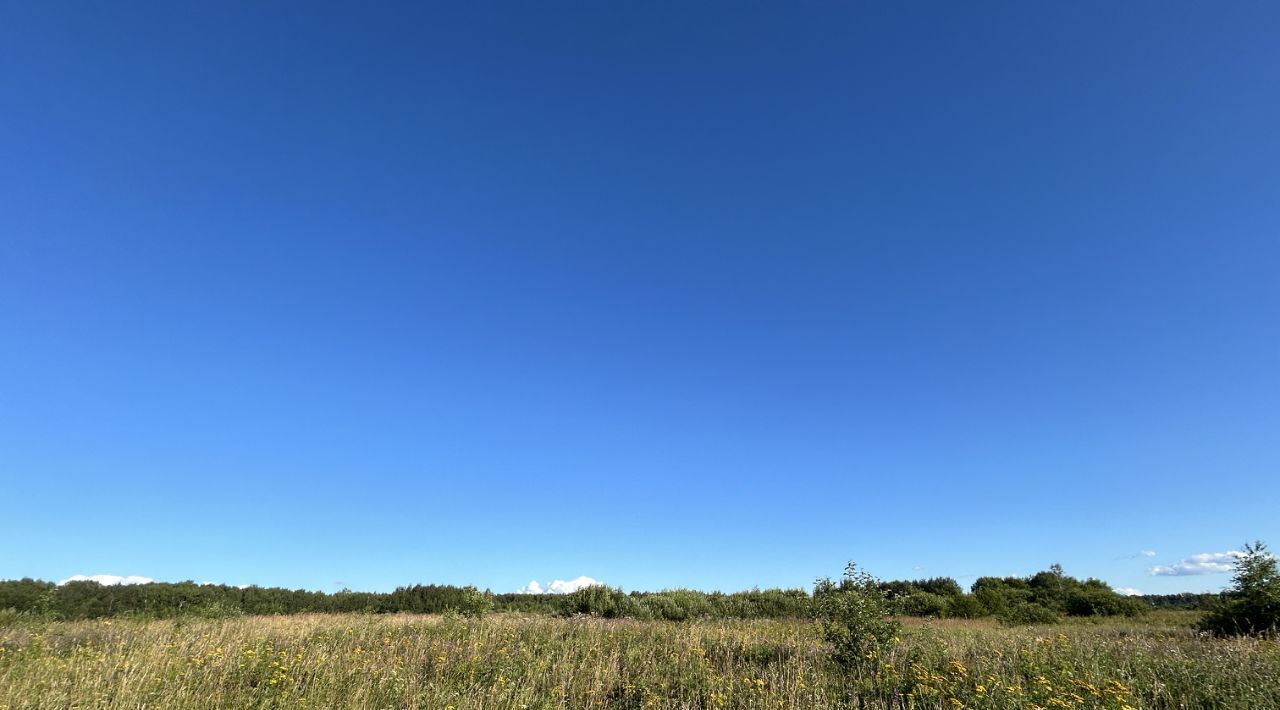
2,2 -> 1277,596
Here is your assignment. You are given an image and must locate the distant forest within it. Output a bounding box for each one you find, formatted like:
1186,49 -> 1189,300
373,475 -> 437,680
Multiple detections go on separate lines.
0,567 -> 1220,623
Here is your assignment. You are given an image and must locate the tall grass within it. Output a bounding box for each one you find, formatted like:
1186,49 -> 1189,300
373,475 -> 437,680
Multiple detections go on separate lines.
1,612 -> 1276,708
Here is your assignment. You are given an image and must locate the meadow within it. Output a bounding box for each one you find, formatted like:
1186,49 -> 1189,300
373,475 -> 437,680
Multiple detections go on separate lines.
2,610 -> 1277,709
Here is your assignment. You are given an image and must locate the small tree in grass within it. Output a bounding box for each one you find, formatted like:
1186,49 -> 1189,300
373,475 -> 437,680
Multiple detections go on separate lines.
1199,541 -> 1280,636
456,586 -> 494,618
813,562 -> 901,669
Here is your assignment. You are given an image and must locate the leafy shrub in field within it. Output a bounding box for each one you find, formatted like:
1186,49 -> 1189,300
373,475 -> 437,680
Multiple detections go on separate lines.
813,562 -> 901,669
880,577 -> 963,603
639,589 -> 714,621
0,579 -> 54,613
455,586 -> 495,618
972,575 -> 1034,616
384,584 -> 495,615
897,591 -> 949,618
638,593 -> 684,621
972,564 -> 1144,623
912,577 -> 964,597
706,588 -> 811,619
944,593 -> 985,619
1199,541 -> 1280,636
560,584 -> 646,618
1066,583 -> 1145,617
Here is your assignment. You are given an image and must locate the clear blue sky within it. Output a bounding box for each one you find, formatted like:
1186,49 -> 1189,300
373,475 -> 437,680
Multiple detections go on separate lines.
2,2 -> 1277,596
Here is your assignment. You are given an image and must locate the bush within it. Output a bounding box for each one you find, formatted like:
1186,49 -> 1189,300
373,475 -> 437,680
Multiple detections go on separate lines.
560,585 -> 646,619
455,586 -> 494,618
1066,585 -> 1145,617
998,602 -> 1061,625
945,594 -> 985,619
913,577 -> 963,597
1199,541 -> 1280,636
638,590 -> 714,621
973,567 -> 1143,622
813,562 -> 901,669
0,579 -> 54,613
898,591 -> 949,618
972,577 -> 1032,616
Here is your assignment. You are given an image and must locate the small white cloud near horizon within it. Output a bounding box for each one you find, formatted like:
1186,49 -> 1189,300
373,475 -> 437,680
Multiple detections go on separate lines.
1114,587 -> 1143,596
59,574 -> 154,586
517,576 -> 602,594
1150,551 -> 1244,576
1140,550 -> 1157,557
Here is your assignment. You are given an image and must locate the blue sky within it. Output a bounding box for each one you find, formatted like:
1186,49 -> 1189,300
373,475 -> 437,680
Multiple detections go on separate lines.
2,2 -> 1277,596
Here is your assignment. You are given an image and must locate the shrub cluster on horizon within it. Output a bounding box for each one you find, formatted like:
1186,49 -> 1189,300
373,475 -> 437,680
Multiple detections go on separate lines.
2,564 -> 1164,625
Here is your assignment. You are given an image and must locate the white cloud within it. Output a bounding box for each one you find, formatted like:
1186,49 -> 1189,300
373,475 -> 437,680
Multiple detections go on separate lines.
1140,550 -> 1157,557
59,574 -> 154,586
548,576 -> 601,594
1149,551 -> 1244,576
517,576 -> 602,594
1114,587 -> 1143,596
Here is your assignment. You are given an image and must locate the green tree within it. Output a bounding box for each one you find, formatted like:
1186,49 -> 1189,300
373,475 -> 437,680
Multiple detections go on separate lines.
1199,541 -> 1280,636
560,585 -> 645,618
813,562 -> 901,669
897,591 -> 949,618
456,586 -> 495,617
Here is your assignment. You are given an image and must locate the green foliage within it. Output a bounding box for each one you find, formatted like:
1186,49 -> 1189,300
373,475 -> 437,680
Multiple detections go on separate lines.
0,562 -> 1157,625
0,579 -> 54,613
1199,541 -> 1280,636
700,588 -> 811,619
944,593 -> 985,619
0,578 -> 815,622
455,586 -> 495,618
560,585 -> 645,618
972,565 -> 1145,623
912,577 -> 964,597
897,591 -> 949,618
1141,591 -> 1220,609
812,562 -> 901,669
1065,581 -> 1145,617
385,584 -> 495,616
633,589 -> 711,621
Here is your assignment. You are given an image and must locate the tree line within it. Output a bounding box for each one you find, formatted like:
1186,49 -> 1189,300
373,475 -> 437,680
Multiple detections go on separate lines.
0,564 -> 1178,623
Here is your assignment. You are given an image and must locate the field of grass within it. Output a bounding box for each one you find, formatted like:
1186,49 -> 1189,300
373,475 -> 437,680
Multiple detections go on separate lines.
1,611 -> 1277,709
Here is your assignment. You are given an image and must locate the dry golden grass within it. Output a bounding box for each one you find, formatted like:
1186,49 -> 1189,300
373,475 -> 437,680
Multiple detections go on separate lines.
1,612 -> 1276,708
